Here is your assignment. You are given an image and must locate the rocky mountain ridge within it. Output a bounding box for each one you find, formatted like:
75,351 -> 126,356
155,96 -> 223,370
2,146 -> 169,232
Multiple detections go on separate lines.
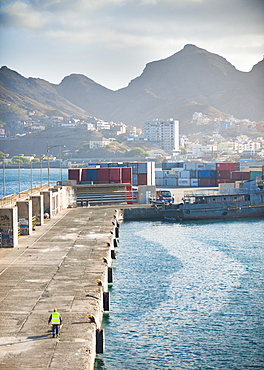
0,45 -> 263,127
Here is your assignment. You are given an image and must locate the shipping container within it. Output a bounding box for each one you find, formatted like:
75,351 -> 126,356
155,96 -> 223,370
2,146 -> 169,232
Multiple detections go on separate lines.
191,178 -> 199,187
198,170 -> 216,179
216,179 -> 235,185
198,178 -> 217,187
163,170 -> 177,178
109,168 -> 121,181
195,163 -> 205,170
230,171 -> 250,180
183,163 -> 196,171
204,163 -> 216,170
155,170 -> 164,178
155,178 -> 164,187
250,171 -> 262,180
128,162 -> 138,174
68,168 -> 81,183
190,170 -> 197,178
162,162 -> 183,170
86,168 -> 98,181
122,167 -> 132,181
262,165 -> 264,176
138,162 -> 148,174
80,169 -> 87,182
98,168 -> 110,181
216,162 -> 240,171
178,178 -> 191,187
137,173 -> 148,185
132,174 -> 138,186
179,170 -> 191,178
163,177 -> 177,187
216,170 -> 231,179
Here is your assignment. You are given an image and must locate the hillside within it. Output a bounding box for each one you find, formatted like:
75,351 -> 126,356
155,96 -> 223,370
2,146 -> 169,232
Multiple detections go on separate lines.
0,45 -> 263,127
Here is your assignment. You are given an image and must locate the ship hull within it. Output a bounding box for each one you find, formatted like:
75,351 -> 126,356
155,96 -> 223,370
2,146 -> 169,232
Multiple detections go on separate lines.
162,204 -> 264,221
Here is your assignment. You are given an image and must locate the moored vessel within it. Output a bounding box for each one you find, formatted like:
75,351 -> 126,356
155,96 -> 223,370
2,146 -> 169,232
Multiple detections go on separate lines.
162,180 -> 264,221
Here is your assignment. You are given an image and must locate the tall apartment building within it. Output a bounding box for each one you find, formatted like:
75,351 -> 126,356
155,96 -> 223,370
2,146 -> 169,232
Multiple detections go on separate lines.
144,119 -> 179,153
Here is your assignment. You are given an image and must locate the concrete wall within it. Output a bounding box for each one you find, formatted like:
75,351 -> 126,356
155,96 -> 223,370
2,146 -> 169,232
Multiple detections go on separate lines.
0,207 -> 18,247
17,200 -> 33,235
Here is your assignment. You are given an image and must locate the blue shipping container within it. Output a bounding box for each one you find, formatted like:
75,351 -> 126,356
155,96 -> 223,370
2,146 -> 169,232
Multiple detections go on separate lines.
86,168 -> 98,181
198,170 -> 216,178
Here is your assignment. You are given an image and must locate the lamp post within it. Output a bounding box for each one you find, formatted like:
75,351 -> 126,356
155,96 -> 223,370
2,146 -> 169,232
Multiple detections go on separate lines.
46,143 -> 65,184
2,159 -> 6,198
18,157 -> 21,196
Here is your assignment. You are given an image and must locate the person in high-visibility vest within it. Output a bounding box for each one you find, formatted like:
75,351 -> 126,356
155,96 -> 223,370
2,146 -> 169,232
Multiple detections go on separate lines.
48,308 -> 62,338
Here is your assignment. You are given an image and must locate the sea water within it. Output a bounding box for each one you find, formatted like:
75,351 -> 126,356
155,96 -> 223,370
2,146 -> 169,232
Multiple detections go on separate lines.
95,219 -> 264,370
0,168 -> 68,198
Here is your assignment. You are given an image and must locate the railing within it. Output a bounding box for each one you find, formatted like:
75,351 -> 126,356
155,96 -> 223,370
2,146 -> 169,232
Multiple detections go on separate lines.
0,183 -> 57,208
76,191 -> 138,206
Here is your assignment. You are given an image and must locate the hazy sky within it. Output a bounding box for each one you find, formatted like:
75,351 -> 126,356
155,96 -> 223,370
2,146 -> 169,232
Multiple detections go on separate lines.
0,0 -> 263,90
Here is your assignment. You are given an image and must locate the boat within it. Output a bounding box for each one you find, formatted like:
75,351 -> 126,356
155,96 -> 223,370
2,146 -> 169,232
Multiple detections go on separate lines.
161,180 -> 264,221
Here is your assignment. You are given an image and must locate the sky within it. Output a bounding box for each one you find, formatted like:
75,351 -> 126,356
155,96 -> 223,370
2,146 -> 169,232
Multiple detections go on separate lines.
0,0 -> 264,91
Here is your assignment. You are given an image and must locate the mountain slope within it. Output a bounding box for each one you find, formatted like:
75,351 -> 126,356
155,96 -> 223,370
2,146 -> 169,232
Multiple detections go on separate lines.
0,66 -> 87,117
0,45 -> 263,127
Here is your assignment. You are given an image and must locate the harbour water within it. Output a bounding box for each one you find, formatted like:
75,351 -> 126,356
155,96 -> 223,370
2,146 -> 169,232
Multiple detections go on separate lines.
0,168 -> 68,198
1,172 -> 263,369
96,219 -> 264,370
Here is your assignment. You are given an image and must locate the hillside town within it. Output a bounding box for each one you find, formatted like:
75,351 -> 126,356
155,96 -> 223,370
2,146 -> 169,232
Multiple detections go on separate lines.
0,110 -> 264,166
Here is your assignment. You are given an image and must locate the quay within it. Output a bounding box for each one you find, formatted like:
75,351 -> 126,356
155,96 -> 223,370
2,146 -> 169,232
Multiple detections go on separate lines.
0,205 -> 122,370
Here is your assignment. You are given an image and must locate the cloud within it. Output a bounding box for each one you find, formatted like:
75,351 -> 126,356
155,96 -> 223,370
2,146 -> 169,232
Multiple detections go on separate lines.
0,0 -> 263,89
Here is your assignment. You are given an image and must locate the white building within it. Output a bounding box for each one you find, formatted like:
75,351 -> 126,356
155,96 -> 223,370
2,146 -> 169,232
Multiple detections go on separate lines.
144,118 -> 179,154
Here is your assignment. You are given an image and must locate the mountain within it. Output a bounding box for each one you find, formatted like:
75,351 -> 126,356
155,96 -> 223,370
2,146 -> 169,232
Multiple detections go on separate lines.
1,45 -> 263,127
0,66 -> 87,117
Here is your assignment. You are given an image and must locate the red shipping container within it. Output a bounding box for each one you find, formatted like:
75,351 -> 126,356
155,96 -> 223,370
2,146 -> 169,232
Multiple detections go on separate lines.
262,165 -> 264,175
80,169 -> 87,182
109,168 -> 121,181
217,170 -> 231,179
216,163 -> 240,171
198,178 -> 216,187
98,168 -> 110,181
68,169 -> 81,183
216,179 -> 235,185
230,171 -> 250,180
137,173 -> 148,185
122,167 -> 132,181
93,180 -> 110,184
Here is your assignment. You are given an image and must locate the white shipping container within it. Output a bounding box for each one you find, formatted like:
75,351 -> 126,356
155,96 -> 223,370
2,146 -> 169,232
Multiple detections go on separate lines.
183,163 -> 196,171
155,178 -> 164,187
155,170 -> 163,178
179,170 -> 191,178
191,178 -> 199,187
178,178 -> 191,186
164,177 -> 177,187
203,163 -> 216,170
195,163 -> 205,170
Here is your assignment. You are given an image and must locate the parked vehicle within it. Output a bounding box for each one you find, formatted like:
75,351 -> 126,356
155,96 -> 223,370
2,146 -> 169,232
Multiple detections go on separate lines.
150,189 -> 174,204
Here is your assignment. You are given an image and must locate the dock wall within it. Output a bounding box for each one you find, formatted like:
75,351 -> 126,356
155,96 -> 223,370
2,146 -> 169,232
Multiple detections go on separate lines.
0,206 -> 122,369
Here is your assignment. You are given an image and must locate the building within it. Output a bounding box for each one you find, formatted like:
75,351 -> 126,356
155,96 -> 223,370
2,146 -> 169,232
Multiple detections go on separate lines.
144,119 -> 179,154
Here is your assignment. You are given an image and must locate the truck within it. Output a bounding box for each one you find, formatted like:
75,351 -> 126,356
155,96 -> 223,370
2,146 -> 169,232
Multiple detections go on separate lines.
150,189 -> 174,205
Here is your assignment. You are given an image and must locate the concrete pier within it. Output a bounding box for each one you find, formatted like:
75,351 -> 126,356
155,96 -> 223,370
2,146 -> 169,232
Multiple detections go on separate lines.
0,206 -> 121,369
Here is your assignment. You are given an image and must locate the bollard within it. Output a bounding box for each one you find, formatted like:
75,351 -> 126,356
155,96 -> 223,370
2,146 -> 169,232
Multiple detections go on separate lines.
115,227 -> 119,238
103,291 -> 110,311
113,238 -> 118,248
96,329 -> 104,353
111,249 -> 116,259
108,267 -> 113,283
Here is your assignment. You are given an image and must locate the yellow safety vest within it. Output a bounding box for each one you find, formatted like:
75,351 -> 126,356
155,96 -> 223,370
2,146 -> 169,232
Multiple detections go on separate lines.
51,312 -> 60,324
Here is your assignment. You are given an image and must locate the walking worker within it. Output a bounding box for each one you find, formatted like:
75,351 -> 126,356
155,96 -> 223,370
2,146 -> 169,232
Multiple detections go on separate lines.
48,308 -> 62,338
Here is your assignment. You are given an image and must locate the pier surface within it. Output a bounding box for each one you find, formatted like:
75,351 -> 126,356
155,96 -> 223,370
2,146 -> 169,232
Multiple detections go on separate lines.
0,206 -> 119,369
